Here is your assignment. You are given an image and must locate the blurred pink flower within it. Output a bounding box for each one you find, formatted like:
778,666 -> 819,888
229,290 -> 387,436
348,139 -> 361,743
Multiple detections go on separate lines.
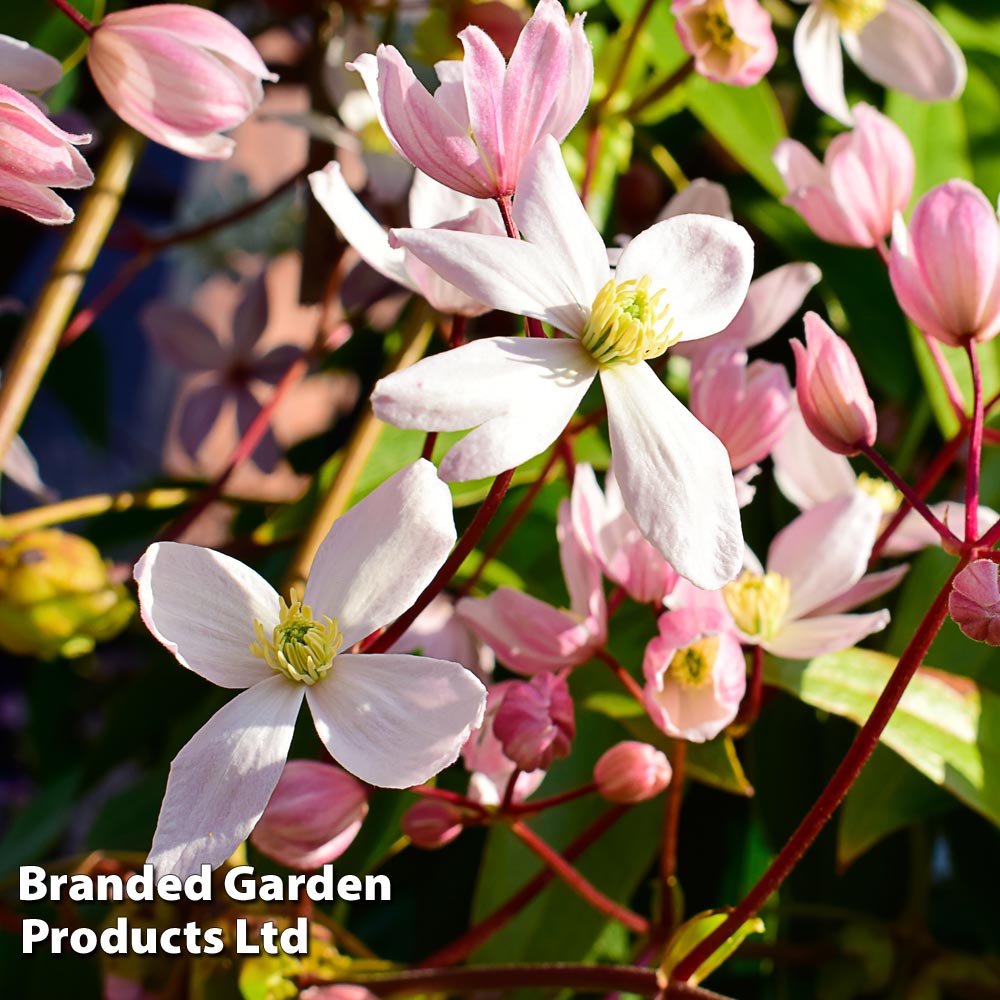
87,4 -> 277,159
793,0 -> 965,125
949,561 -> 1000,646
493,672 -> 575,771
890,179 -> 1000,347
0,84 -> 92,225
401,799 -> 465,848
673,0 -> 777,86
774,103 -> 914,247
349,0 -> 592,197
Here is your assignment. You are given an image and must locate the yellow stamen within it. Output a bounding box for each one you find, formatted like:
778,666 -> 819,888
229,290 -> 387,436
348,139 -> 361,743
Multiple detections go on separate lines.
702,0 -> 736,50
823,0 -> 886,33
669,636 -> 721,688
722,570 -> 791,640
581,276 -> 679,367
856,473 -> 902,514
250,590 -> 343,685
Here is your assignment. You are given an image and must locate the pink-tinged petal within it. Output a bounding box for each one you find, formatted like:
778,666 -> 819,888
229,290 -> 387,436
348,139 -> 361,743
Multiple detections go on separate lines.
0,35 -> 63,92
616,214 -> 754,343
765,609 -> 889,659
177,382 -> 226,459
147,676 -> 302,877
232,274 -> 269,357
656,178 -> 733,223
408,168 -> 488,230
540,8 -> 593,142
886,502 -> 999,555
557,500 -> 606,631
459,26 -> 507,187
810,563 -> 909,616
0,84 -> 92,147
843,0 -> 966,103
768,492 -> 883,618
772,402 -> 857,510
306,653 -> 487,787
4,434 -> 53,502
794,2 -> 852,125
457,590 -> 599,674
134,541 -> 279,689
389,226 -> 588,334
888,211 -> 950,342
0,173 -> 75,225
949,560 -> 1000,645
431,60 -> 471,131
234,387 -> 282,473
141,302 -> 226,371
303,459 -> 456,647
601,362 -> 743,590
513,137 -> 610,308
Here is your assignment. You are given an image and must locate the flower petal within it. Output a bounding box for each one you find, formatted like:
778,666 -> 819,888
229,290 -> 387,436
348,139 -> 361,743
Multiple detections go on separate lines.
303,459 -> 455,647
809,563 -> 908,616
0,34 -> 63,92
766,609 -> 889,659
720,262 -> 822,351
142,302 -> 226,371
147,676 -> 302,877
177,382 -> 226,459
601,362 -> 743,589
772,402 -> 857,510
459,26 -> 507,187
794,2 -> 852,125
134,541 -> 279,688
306,653 -> 487,787
232,273 -> 269,356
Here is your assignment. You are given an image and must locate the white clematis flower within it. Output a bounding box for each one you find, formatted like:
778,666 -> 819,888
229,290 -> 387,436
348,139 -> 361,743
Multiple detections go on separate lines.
373,136 -> 754,590
135,460 -> 487,877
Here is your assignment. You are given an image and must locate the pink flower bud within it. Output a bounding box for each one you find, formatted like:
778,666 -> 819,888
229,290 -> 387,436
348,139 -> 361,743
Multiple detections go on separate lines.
302,987 -> 379,1000
594,741 -> 672,803
0,84 -> 93,225
401,800 -> 465,849
890,180 -> 1000,347
774,104 -> 914,248
493,673 -> 575,772
949,560 -> 1000,646
250,760 -> 368,870
86,5 -> 278,160
672,0 -> 777,87
792,313 -> 876,456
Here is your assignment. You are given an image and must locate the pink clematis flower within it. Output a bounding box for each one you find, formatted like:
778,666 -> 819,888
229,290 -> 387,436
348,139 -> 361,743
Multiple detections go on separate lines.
721,491 -> 893,658
87,4 -> 278,160
134,460 -> 487,876
348,0 -> 592,197
949,561 -> 1000,646
643,605 -> 746,742
774,103 -> 914,248
890,180 -> 1000,347
375,137 -> 754,588
792,0 -> 965,125
0,84 -> 93,225
309,161 -> 501,316
457,498 -> 606,673
673,0 -> 777,87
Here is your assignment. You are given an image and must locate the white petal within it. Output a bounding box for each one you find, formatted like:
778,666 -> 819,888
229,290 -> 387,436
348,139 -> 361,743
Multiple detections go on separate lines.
134,543 -> 279,689
372,338 -> 596,481
794,3 -> 853,125
4,434 -> 53,501
513,136 -> 610,308
408,168 -> 484,229
772,403 -> 857,510
307,653 -> 487,787
147,677 -> 303,877
303,460 -> 455,647
810,563 -> 908,615
766,610 -> 889,659
656,178 -> 733,222
615,215 -> 754,343
309,161 -> 413,290
601,362 -> 743,589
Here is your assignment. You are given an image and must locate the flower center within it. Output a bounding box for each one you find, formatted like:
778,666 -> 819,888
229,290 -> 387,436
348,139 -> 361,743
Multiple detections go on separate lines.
250,591 -> 343,685
823,0 -> 886,33
722,570 -> 791,640
581,276 -> 678,366
702,0 -> 736,50
669,636 -> 720,688
856,473 -> 902,514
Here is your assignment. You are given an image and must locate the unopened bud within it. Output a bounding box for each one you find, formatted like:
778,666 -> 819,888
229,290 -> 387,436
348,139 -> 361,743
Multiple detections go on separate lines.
594,741 -> 672,803
401,800 -> 465,849
493,673 -> 575,772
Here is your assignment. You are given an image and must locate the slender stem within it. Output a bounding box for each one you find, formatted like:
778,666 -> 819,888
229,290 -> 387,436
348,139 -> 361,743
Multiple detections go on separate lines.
59,254 -> 150,348
732,645 -> 764,734
985,386 -> 1000,416
506,782 -> 597,816
420,431 -> 438,461
47,0 -> 94,34
659,740 -> 686,933
670,563 -> 962,982
626,59 -> 695,118
0,128 -> 143,474
500,768 -> 523,813
409,784 -> 488,816
599,0 -> 657,110
581,124 -> 603,208
859,445 -> 961,549
510,820 -> 650,934
420,806 -> 630,967
965,343 -> 984,546
923,334 -> 967,425
597,648 -> 646,705
449,314 -> 467,348
364,468 -> 516,653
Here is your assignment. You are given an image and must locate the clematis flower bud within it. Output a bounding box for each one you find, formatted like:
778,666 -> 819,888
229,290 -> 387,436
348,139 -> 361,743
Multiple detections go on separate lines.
792,313 -> 876,456
401,800 -> 465,849
594,741 -> 672,803
250,760 -> 368,870
0,84 -> 93,225
774,104 -> 914,248
0,530 -> 134,660
889,180 -> 1000,347
672,0 -> 777,87
493,673 -> 575,772
949,560 -> 1000,646
86,4 -> 277,160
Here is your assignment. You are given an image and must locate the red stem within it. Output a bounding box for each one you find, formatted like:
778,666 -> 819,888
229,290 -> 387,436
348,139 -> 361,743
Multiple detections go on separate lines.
47,0 -> 94,34
965,343 -> 984,545
670,562 -> 963,982
506,782 -> 598,816
659,740 -> 686,933
409,784 -> 488,816
923,334 -> 967,425
597,648 -> 646,705
510,820 -> 650,934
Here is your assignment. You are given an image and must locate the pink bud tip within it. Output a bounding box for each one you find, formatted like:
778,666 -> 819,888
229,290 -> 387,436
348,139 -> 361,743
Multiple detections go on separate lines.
594,741 -> 672,803
793,313 -> 877,456
492,673 -> 575,772
401,800 -> 466,849
949,560 -> 1000,646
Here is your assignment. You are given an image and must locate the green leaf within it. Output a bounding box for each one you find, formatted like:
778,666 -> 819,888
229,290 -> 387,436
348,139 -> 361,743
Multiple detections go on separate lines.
658,909 -> 765,986
764,649 -> 1000,830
